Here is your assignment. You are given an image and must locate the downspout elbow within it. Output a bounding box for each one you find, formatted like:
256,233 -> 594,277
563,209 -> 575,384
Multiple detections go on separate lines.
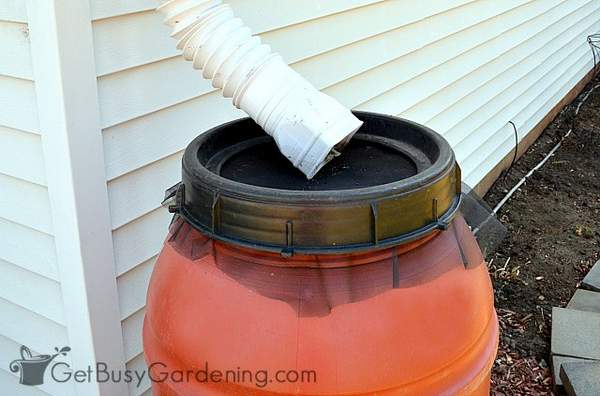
157,0 -> 362,178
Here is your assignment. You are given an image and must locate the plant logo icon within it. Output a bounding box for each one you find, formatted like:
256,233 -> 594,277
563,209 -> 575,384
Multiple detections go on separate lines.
9,345 -> 70,386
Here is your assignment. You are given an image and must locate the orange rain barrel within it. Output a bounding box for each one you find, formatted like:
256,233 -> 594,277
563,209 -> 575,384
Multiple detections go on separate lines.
143,112 -> 498,395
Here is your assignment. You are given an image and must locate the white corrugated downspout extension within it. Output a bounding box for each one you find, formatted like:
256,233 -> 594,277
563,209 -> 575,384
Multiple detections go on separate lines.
157,0 -> 363,179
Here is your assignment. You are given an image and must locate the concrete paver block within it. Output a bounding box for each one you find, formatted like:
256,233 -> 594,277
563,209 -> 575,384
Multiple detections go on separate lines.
582,260 -> 600,292
552,355 -> 594,387
567,289 -> 600,314
560,360 -> 600,396
551,308 -> 600,360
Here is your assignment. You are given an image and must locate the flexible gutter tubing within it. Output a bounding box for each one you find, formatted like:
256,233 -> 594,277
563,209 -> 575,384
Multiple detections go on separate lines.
156,0 -> 363,179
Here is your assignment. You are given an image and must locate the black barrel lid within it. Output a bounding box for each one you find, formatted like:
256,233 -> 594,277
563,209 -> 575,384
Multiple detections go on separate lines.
165,112 -> 461,255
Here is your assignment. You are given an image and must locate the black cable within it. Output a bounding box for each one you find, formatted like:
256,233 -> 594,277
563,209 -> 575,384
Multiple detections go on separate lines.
589,34 -> 600,76
501,121 -> 519,182
570,34 -> 600,139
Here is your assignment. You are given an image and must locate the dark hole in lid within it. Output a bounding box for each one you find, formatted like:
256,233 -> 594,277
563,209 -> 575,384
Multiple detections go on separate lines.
215,134 -> 427,191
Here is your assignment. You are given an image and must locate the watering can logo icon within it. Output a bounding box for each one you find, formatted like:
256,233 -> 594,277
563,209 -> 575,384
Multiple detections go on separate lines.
9,345 -> 70,386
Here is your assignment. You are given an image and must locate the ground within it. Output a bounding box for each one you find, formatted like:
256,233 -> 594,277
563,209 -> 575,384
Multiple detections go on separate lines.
485,74 -> 600,395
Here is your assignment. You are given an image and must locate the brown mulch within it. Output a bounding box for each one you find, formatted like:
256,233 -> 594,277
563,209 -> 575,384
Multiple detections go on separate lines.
491,308 -> 553,395
485,72 -> 600,395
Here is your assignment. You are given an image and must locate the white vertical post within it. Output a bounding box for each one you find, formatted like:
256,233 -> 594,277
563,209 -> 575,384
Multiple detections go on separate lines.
26,1 -> 128,395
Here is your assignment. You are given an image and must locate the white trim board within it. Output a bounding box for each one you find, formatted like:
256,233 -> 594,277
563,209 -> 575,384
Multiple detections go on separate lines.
26,1 -> 128,395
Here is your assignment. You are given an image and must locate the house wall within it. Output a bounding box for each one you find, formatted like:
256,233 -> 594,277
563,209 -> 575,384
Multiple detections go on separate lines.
1,0 -> 599,395
0,2 -> 74,395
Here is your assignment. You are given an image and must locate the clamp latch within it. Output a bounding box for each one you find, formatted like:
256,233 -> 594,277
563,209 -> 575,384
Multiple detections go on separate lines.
162,182 -> 184,213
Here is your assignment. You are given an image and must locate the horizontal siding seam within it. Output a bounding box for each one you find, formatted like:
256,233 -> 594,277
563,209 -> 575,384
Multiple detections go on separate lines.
353,0 -> 564,110
0,74 -> 34,82
0,17 -> 27,23
92,7 -> 155,23
0,170 -> 47,188
399,4 -> 585,120
0,368 -> 53,396
0,124 -> 39,136
462,48 -> 593,176
305,0 -> 524,90
122,307 -> 145,361
463,58 -> 592,184
93,0 -> 475,78
401,0 -> 597,125
90,0 -> 385,29
0,216 -> 53,239
231,0 -> 387,36
0,1 -> 28,23
418,0 -> 597,132
0,256 -> 62,286
116,253 -> 157,279
0,294 -> 65,327
452,35 -> 594,151
99,1 -> 530,168
96,0 -> 480,127
459,52 -> 591,182
100,82 -> 218,130
121,304 -> 146,324
0,172 -> 53,234
107,146 -> 184,184
0,296 -> 66,329
0,73 -> 35,83
273,0 -> 479,64
117,255 -> 156,320
0,295 -> 68,335
113,207 -> 168,276
127,351 -> 145,364
0,214 -> 54,237
0,124 -> 47,183
0,75 -> 40,134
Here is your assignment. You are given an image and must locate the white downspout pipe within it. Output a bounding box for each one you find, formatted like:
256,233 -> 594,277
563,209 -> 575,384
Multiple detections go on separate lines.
157,0 -> 363,179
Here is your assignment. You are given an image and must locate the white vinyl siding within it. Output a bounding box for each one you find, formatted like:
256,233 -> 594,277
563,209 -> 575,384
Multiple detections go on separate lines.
117,257 -> 155,323
0,217 -> 58,281
0,21 -> 32,80
0,126 -> 46,185
0,76 -> 39,133
0,259 -> 64,324
0,1 -> 27,24
0,173 -> 53,234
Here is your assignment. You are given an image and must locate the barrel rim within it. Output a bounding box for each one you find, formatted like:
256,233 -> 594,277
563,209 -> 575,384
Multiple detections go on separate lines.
172,111 -> 462,254
182,112 -> 455,203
